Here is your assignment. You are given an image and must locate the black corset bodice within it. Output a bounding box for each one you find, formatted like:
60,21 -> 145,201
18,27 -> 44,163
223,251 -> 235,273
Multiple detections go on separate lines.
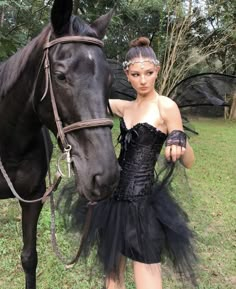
113,119 -> 167,200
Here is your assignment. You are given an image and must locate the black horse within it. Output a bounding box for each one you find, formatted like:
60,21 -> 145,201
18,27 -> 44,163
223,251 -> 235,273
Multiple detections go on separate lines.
0,0 -> 119,288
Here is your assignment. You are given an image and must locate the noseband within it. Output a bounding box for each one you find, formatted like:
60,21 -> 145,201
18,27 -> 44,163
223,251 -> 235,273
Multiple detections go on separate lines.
42,34 -> 113,151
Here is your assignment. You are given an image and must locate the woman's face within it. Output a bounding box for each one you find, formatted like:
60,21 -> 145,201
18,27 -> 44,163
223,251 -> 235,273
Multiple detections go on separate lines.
125,58 -> 160,96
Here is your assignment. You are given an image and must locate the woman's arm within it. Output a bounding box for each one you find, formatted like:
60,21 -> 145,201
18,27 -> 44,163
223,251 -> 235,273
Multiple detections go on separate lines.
179,141 -> 195,169
161,97 -> 195,169
108,99 -> 131,117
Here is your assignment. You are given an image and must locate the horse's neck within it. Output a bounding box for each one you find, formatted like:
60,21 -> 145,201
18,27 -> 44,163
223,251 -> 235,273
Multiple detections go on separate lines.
0,26 -> 50,102
0,26 -> 50,153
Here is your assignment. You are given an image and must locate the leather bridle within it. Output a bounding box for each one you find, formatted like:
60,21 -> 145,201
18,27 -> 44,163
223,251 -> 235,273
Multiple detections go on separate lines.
42,34 -> 113,151
42,34 -> 114,266
0,34 -> 113,204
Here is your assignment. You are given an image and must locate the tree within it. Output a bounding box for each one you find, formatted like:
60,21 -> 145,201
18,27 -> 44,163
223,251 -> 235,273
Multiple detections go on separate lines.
150,0 -> 236,95
0,0 -> 51,60
72,0 -> 162,60
1,0 -> 235,109
204,0 -> 236,75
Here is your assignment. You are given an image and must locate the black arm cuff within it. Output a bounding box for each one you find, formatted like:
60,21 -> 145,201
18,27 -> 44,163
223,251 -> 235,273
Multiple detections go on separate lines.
165,130 -> 187,148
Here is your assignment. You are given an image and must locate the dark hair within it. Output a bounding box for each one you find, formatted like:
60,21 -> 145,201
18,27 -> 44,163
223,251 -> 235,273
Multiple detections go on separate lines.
125,37 -> 159,63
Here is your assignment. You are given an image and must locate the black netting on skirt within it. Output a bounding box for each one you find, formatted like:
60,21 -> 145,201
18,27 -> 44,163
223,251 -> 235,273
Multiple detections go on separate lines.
57,161 -> 198,287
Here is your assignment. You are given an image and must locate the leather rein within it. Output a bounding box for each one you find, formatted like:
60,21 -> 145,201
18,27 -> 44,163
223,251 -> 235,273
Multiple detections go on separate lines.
0,34 -> 114,267
42,34 -> 113,267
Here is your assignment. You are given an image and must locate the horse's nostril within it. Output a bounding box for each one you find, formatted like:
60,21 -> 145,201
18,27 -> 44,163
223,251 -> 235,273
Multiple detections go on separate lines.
92,174 -> 103,196
93,174 -> 103,187
92,189 -> 101,197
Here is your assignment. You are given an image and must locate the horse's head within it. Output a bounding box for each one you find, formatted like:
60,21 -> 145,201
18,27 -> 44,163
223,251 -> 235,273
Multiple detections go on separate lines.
37,0 -> 119,201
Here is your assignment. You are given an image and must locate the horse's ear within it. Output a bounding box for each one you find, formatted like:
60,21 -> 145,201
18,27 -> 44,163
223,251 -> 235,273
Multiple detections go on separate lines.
51,0 -> 73,36
90,9 -> 114,39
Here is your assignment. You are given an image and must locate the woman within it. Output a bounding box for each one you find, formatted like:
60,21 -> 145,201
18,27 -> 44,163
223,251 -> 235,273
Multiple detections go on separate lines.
64,37 -> 197,289
102,37 -> 196,289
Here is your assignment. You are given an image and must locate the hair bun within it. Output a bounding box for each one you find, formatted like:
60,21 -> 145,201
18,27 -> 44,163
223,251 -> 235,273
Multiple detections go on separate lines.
129,37 -> 150,48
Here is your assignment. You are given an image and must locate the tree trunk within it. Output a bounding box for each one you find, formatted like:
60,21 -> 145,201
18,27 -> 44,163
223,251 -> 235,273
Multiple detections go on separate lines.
0,6 -> 5,27
73,0 -> 80,15
229,94 -> 236,120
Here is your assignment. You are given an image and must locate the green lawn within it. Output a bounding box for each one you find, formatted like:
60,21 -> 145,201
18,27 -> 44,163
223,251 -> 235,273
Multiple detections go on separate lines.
0,118 -> 235,289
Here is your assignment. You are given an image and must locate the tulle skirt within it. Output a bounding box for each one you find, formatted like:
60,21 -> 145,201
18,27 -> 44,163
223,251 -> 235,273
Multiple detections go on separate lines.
65,182 -> 198,286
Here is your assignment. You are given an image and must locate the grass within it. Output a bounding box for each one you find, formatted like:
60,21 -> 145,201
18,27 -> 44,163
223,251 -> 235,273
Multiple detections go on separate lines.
0,118 -> 235,289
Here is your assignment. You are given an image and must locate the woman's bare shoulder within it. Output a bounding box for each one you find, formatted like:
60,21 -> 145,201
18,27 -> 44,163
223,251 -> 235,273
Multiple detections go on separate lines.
158,95 -> 183,129
158,95 -> 178,114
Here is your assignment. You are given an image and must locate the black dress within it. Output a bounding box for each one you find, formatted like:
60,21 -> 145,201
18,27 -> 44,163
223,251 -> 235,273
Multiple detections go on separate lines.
66,118 -> 197,285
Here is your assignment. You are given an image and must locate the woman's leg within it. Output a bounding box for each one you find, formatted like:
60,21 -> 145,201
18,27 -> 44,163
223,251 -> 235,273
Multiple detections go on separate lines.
105,256 -> 127,289
133,261 -> 162,289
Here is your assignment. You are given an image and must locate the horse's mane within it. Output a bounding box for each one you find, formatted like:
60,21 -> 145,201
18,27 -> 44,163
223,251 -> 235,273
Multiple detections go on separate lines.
0,16 -> 98,100
0,25 -> 51,99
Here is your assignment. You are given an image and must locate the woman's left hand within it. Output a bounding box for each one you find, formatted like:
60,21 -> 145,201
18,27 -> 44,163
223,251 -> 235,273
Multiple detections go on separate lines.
165,144 -> 186,162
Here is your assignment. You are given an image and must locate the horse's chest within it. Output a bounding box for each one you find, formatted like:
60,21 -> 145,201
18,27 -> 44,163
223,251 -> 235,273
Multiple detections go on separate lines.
0,160 -> 45,199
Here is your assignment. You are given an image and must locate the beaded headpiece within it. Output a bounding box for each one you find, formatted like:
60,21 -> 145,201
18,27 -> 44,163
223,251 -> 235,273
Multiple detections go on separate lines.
122,59 -> 160,70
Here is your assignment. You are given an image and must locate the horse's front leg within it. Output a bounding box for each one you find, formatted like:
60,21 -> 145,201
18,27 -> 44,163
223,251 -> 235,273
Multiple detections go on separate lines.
19,200 -> 43,289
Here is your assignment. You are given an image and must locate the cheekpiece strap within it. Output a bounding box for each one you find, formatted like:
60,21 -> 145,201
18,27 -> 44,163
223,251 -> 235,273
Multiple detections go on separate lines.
165,130 -> 187,148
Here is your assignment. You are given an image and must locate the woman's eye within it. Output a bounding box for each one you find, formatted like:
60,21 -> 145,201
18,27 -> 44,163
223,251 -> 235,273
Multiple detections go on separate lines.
131,73 -> 139,77
147,71 -> 154,75
55,72 -> 66,81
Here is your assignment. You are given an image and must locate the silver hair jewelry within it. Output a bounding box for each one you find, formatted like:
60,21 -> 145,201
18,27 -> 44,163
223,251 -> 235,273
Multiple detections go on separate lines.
122,59 -> 160,70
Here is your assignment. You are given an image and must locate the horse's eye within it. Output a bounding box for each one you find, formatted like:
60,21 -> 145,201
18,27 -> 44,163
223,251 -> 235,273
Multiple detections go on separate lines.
55,72 -> 66,81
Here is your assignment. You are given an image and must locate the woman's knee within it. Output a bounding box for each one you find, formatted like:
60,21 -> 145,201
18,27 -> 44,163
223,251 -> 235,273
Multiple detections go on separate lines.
133,261 -> 162,289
